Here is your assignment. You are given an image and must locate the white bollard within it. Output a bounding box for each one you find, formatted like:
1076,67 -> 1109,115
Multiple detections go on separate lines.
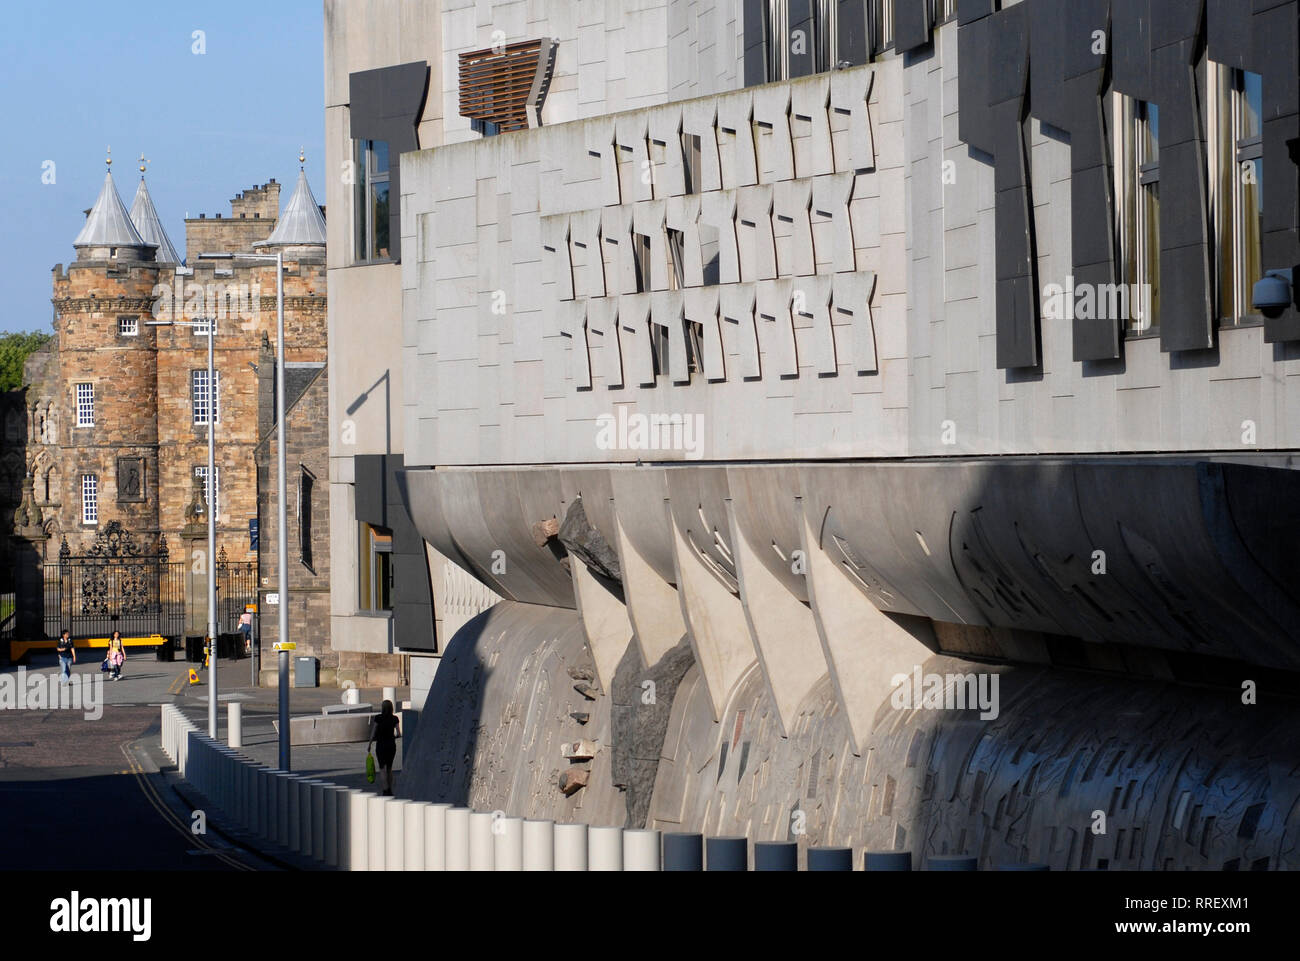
346,790 -> 369,871
367,794 -> 389,871
623,829 -> 662,871
273,773 -> 297,848
494,816 -> 524,871
296,779 -> 319,856
228,702 -> 242,749
444,807 -> 470,871
382,686 -> 396,707
589,826 -> 624,871
469,811 -> 495,871
309,782 -> 327,861
425,803 -> 452,871
554,822 -> 589,871
404,802 -> 427,871
523,819 -> 555,871
386,799 -> 409,870
322,785 -> 343,867
249,768 -> 265,838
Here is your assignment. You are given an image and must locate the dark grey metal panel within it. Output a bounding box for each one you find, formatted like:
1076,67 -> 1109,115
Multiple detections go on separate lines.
958,0 -> 997,26
1253,3 -> 1300,342
1028,0 -> 1067,128
1062,0 -> 1111,80
987,3 -> 1029,106
957,15 -> 996,155
1056,2 -> 1119,357
743,0 -> 769,85
349,61 -> 430,263
1110,0 -> 1153,102
1152,30 -> 1215,352
989,4 -> 1040,369
1150,0 -> 1204,43
893,0 -> 932,54
836,0 -> 871,66
1207,0 -> 1253,68
354,453 -> 387,526
1161,244 -> 1215,350
788,0 -> 816,77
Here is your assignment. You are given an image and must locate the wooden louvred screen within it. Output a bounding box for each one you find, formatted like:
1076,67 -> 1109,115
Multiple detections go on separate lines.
458,39 -> 545,132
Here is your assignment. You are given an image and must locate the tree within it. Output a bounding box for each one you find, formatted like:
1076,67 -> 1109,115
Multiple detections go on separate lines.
0,331 -> 53,392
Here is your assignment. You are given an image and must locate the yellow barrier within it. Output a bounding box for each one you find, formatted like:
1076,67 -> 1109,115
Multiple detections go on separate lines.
9,634 -> 170,662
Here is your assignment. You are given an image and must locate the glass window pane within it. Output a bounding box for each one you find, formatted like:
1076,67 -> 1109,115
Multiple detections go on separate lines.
353,140 -> 368,262
1212,65 -> 1236,320
372,181 -> 390,259
371,139 -> 389,176
1140,180 -> 1160,334
1242,158 -> 1262,314
1241,70 -> 1262,139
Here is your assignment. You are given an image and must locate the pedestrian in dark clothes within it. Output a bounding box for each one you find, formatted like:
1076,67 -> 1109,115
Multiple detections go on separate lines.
366,700 -> 400,795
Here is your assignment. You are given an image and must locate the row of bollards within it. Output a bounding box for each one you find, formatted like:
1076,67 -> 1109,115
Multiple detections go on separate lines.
159,705 -> 1048,871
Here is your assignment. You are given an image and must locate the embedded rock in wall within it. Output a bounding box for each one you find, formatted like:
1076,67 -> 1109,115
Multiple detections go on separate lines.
558,496 -> 622,583
610,635 -> 695,829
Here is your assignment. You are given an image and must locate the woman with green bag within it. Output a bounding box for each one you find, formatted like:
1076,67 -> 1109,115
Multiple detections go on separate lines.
365,700 -> 400,795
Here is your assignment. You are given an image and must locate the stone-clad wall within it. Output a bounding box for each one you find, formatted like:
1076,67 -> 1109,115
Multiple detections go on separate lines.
402,63 -> 898,466
402,17 -> 1300,469
49,261 -> 161,553
437,0 -> 743,147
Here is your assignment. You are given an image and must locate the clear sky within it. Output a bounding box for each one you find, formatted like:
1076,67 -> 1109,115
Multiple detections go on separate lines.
0,0 -> 325,334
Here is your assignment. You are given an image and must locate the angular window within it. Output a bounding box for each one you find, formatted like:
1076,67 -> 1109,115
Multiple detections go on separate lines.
194,465 -> 220,519
357,521 -> 393,612
1112,93 -> 1160,337
1209,65 -> 1263,326
81,474 -> 98,525
875,0 -> 894,51
756,0 -> 847,82
75,383 -> 94,427
353,139 -> 391,263
118,315 -> 138,336
191,369 -> 221,425
298,466 -> 315,571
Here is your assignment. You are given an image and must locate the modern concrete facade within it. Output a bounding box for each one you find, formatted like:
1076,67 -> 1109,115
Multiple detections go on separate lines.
327,0 -> 1300,868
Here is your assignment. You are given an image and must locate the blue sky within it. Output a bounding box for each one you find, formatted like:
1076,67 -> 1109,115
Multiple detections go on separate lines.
0,0 -> 325,334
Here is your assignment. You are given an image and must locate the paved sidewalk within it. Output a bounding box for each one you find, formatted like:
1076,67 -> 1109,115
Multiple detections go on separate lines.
172,658 -> 411,794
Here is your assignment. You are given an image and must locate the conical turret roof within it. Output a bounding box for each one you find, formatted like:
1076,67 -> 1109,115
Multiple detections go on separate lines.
255,169 -> 326,247
74,170 -> 150,251
130,176 -> 181,264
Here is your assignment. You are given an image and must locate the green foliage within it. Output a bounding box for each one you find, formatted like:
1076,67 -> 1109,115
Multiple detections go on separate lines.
0,330 -> 52,392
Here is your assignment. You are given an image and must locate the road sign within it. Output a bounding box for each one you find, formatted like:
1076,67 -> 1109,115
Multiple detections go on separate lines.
266,593 -> 279,605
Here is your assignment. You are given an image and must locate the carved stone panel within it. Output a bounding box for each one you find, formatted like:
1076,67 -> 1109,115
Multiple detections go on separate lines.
116,457 -> 146,503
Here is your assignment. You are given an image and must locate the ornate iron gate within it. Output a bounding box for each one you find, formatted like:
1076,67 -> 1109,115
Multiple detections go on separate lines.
43,522 -> 184,640
215,546 -> 257,636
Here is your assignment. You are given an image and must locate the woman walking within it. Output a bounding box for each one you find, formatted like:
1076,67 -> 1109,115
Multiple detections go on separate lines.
366,700 -> 401,796
107,631 -> 126,681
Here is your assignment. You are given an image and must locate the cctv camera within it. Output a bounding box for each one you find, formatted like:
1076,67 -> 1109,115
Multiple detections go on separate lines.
1252,268 -> 1293,316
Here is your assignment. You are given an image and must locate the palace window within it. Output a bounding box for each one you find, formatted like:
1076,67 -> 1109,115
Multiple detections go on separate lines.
1112,93 -> 1161,337
1208,65 -> 1263,326
298,466 -> 315,571
194,465 -> 220,518
191,317 -> 214,337
191,369 -> 221,425
118,315 -> 138,336
75,383 -> 94,427
353,139 -> 391,263
81,474 -> 98,525
358,521 -> 393,612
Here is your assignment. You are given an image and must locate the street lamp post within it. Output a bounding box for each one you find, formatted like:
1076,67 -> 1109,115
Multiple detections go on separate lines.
200,249 -> 289,770
147,315 -> 220,740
